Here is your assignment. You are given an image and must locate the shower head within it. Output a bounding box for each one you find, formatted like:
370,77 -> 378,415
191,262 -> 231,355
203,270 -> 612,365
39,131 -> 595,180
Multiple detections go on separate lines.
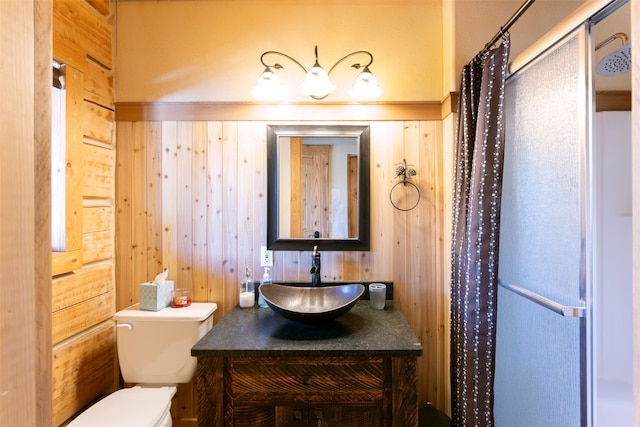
597,44 -> 631,75
595,32 -> 632,76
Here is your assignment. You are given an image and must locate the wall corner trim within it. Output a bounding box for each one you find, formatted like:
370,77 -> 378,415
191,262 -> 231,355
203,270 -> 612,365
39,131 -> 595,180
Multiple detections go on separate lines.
441,92 -> 459,118
595,91 -> 632,112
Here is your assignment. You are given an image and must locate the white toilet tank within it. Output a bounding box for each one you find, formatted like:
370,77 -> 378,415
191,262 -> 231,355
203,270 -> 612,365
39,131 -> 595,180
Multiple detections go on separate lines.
114,302 -> 217,385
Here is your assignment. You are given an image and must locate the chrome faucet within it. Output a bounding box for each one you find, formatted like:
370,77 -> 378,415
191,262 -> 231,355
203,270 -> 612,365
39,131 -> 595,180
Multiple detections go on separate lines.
310,246 -> 321,287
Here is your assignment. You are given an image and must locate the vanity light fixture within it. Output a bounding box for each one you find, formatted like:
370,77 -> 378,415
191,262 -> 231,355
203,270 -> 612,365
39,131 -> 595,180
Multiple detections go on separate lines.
251,46 -> 382,102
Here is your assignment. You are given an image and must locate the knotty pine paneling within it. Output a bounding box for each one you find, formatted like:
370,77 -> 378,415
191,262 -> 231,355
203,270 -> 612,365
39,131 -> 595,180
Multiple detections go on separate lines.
64,65 -> 84,253
115,121 -> 135,308
52,290 -> 115,344
83,230 -> 114,264
53,28 -> 86,72
83,59 -> 114,110
440,113 -> 456,415
205,122 -> 226,307
83,100 -> 115,144
53,0 -> 112,69
115,119 -> 451,415
83,204 -> 114,234
52,322 -> 115,426
83,142 -> 114,198
52,0 -> 116,424
52,262 -> 113,313
52,249 -> 83,277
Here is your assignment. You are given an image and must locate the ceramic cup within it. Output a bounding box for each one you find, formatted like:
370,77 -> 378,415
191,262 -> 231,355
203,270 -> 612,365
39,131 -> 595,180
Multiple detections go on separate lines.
369,283 -> 386,310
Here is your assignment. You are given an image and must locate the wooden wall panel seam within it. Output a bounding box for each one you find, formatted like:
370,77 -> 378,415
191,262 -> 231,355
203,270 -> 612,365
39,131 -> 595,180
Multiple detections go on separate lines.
83,59 -> 115,110
52,262 -> 114,311
85,0 -> 111,18
52,291 -> 115,345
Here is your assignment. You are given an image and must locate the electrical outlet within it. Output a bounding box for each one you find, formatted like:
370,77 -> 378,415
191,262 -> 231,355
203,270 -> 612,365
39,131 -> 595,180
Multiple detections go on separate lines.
260,246 -> 273,267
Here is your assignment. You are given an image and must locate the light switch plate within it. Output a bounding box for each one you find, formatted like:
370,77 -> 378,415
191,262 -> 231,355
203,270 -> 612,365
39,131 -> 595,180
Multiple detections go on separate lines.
260,246 -> 273,267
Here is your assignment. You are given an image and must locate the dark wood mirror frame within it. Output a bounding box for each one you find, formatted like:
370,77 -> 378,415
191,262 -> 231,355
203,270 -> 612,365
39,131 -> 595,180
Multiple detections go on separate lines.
267,124 -> 370,251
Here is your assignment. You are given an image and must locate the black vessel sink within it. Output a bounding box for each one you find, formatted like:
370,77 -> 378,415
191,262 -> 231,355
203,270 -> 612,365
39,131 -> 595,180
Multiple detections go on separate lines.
258,283 -> 365,323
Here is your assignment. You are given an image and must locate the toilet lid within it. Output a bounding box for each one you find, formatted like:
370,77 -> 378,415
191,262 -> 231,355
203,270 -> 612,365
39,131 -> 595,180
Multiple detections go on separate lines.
69,386 -> 175,427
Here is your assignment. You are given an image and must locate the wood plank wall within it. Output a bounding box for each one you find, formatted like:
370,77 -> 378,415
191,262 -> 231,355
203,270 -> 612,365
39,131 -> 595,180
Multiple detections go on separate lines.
52,0 -> 117,425
0,0 -> 52,425
115,119 -> 452,420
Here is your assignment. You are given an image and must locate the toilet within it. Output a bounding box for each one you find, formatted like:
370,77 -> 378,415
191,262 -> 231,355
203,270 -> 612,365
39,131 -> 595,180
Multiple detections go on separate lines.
69,302 -> 217,427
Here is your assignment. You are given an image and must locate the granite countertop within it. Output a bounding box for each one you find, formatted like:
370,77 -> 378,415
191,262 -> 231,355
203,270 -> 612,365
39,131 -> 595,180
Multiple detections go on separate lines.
191,301 -> 423,358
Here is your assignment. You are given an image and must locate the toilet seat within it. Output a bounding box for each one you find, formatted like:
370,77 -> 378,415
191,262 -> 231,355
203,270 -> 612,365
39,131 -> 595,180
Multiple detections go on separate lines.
68,386 -> 177,427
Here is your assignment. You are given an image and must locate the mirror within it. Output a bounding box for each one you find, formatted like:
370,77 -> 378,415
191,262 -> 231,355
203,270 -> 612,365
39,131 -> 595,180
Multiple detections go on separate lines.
267,124 -> 370,251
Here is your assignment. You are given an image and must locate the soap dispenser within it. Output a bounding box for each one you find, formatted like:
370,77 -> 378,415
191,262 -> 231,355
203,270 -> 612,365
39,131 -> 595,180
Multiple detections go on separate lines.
258,267 -> 271,308
239,266 -> 255,308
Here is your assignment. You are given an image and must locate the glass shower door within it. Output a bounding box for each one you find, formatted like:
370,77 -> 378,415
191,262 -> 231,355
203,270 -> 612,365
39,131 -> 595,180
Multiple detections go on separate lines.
494,24 -> 593,427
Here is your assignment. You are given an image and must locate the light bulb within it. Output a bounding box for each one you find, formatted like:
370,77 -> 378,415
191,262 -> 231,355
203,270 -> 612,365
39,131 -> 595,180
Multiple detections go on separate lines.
251,68 -> 287,102
349,69 -> 382,100
301,65 -> 335,99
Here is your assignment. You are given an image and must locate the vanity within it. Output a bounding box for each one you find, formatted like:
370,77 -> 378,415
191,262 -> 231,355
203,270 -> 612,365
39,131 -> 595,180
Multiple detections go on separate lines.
191,125 -> 422,425
191,294 -> 423,426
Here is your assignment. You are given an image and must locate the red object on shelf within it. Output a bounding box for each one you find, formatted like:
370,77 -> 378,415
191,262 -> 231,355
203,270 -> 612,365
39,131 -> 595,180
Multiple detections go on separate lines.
171,296 -> 192,308
171,289 -> 192,307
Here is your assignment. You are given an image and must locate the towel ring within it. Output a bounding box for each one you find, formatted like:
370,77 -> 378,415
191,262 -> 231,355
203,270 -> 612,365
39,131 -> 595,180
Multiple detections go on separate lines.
390,180 -> 420,211
390,159 -> 420,211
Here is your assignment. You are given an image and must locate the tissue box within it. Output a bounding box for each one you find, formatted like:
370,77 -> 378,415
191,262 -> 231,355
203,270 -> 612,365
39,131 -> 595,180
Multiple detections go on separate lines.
139,280 -> 174,311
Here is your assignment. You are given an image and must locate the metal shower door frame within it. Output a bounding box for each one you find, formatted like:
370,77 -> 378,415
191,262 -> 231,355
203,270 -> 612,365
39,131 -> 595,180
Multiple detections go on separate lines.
496,1 -> 630,423
496,22 -> 594,427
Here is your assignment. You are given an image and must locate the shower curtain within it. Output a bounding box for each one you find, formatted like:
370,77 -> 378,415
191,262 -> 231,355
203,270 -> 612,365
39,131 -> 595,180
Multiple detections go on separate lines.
450,36 -> 510,427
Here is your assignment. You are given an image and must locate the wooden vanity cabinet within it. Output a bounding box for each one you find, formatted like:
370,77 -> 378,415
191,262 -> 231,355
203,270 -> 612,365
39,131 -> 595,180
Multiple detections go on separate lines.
234,401 -> 382,427
232,356 -> 385,427
196,355 -> 418,427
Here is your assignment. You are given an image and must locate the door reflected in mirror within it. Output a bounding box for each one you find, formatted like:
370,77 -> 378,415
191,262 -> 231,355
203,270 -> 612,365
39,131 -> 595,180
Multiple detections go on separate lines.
267,125 -> 370,251
278,136 -> 358,239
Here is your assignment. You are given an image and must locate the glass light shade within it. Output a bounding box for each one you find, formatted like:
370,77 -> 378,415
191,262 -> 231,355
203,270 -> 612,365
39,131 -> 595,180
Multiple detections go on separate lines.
301,65 -> 335,99
251,69 -> 287,102
349,69 -> 382,100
